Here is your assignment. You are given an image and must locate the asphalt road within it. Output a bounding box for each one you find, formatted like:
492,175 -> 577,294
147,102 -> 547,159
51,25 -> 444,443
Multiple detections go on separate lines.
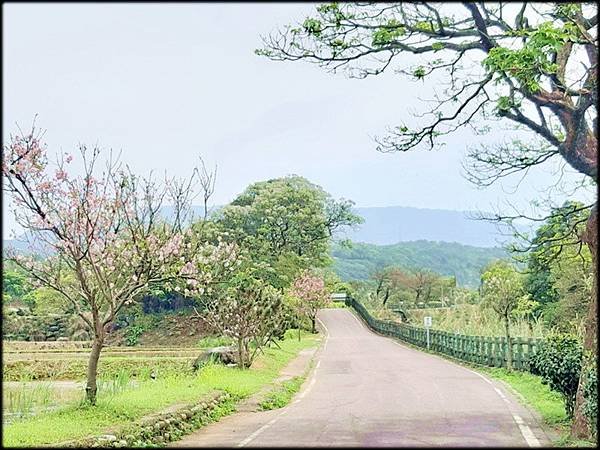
174,308 -> 552,447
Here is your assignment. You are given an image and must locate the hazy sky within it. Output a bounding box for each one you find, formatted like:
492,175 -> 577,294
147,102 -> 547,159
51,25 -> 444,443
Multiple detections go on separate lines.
2,3 -> 594,238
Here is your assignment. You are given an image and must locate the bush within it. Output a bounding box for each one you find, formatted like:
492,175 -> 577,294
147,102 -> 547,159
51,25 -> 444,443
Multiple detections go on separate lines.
125,325 -> 145,346
582,360 -> 597,438
529,333 -> 582,418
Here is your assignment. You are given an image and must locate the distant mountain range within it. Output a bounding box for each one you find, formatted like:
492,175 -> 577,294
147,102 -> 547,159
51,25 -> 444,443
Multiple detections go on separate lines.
338,206 -> 523,248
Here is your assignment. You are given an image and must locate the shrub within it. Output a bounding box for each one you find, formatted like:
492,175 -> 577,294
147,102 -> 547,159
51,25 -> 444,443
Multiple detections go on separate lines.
125,325 -> 145,346
529,333 -> 582,418
582,360 -> 597,438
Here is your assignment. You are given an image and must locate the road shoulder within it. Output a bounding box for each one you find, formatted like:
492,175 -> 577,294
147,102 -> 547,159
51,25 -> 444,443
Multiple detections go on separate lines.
170,334 -> 324,447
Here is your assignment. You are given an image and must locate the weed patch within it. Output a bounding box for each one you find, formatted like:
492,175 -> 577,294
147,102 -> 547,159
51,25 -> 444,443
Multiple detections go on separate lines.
259,376 -> 305,410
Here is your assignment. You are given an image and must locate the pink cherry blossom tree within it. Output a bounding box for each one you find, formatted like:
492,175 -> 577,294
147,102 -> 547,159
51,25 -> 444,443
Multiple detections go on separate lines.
201,270 -> 286,368
2,124 -> 202,404
183,241 -> 290,369
289,271 -> 330,333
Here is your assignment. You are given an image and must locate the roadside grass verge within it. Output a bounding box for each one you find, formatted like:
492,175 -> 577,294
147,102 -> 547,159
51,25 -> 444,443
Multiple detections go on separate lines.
552,434 -> 597,447
476,367 -> 567,426
477,367 -> 596,447
259,376 -> 306,410
2,330 -> 320,447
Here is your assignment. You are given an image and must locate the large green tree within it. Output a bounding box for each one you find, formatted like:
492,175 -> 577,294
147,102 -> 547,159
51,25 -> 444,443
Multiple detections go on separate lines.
516,201 -> 592,329
258,3 -> 597,437
216,175 -> 362,289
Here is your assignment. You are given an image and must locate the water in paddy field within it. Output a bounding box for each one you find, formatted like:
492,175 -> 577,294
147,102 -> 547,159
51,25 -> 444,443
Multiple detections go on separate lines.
2,381 -> 80,423
2,379 -> 140,423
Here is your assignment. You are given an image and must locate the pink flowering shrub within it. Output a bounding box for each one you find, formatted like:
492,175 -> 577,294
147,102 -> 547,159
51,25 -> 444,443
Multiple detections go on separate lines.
289,271 -> 330,333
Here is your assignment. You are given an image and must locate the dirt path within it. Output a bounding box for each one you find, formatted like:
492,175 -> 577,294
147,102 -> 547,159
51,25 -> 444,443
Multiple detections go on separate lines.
171,308 -> 553,447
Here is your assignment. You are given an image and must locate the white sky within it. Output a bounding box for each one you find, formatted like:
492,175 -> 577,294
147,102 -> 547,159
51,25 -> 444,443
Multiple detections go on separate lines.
2,3 -> 594,239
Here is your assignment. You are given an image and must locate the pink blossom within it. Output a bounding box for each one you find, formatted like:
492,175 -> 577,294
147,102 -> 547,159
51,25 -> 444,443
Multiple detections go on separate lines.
37,181 -> 53,192
55,169 -> 68,181
180,261 -> 196,276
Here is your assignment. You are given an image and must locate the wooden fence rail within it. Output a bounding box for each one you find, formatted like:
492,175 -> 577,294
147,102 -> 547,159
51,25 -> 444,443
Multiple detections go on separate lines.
345,297 -> 543,371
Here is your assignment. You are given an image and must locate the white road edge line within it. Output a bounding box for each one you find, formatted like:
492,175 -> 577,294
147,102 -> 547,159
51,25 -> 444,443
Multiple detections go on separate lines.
513,414 -> 541,447
456,363 -> 540,446
388,338 -> 541,447
317,317 -> 329,336
237,316 -> 329,447
349,309 -> 367,329
317,317 -> 329,352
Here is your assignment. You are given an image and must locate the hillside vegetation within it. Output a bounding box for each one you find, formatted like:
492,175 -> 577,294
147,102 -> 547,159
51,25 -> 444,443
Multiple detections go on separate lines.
332,240 -> 507,287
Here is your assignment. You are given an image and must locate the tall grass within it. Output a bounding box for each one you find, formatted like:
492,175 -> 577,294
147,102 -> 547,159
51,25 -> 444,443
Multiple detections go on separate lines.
3,383 -> 55,421
358,291 -> 547,338
408,305 -> 547,338
96,369 -> 135,401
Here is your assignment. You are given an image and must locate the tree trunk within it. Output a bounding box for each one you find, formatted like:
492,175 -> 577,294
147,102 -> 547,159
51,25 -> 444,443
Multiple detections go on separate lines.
243,340 -> 251,368
311,316 -> 316,334
383,288 -> 390,306
85,334 -> 104,405
504,316 -> 513,371
237,337 -> 245,369
424,286 -> 431,304
571,206 -> 597,439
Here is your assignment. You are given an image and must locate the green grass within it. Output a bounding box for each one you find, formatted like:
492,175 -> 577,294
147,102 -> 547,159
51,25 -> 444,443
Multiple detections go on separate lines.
473,368 -> 596,447
196,335 -> 235,348
477,367 -> 568,425
323,301 -> 348,309
553,435 -> 597,447
259,376 -> 305,410
3,330 -> 320,447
